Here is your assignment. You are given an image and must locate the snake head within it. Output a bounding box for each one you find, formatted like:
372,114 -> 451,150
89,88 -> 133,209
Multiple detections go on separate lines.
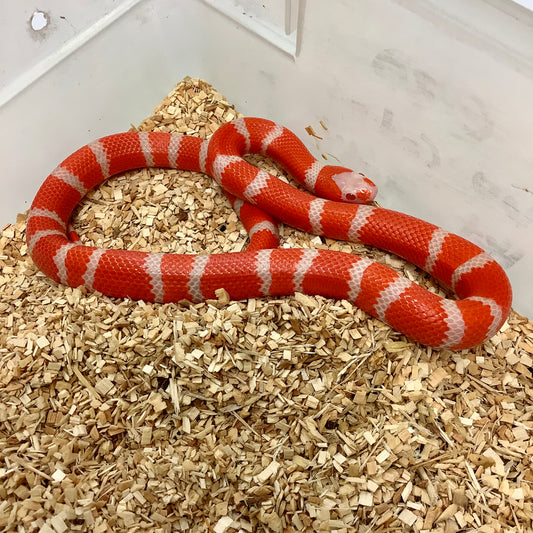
331,171 -> 378,204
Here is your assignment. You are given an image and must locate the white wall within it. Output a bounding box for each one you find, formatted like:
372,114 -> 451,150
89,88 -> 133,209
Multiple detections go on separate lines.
0,1 -> 142,103
1,0 -> 532,318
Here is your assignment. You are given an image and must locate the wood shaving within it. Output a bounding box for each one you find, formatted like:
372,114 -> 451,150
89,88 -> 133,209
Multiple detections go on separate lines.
1,77 -> 532,532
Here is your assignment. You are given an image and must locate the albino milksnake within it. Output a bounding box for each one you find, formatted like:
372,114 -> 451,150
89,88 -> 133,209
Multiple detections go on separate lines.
26,117 -> 512,349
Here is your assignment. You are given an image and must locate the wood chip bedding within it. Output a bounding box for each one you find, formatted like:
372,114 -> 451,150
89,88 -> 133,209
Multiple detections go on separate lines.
1,77 -> 532,532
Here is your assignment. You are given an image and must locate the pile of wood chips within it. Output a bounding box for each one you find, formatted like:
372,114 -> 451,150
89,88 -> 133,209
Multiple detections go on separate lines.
1,77 -> 533,533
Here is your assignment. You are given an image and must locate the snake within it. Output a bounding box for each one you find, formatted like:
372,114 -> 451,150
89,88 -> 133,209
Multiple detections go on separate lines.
26,117 -> 512,350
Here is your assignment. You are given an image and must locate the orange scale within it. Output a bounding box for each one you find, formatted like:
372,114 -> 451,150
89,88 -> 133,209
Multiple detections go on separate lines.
237,202 -> 275,229
314,166 -> 352,201
246,230 -> 279,252
453,300 -> 495,350
31,175 -> 82,220
429,261 -> 455,288
431,235 -> 485,282
320,202 -> 357,240
384,286 -> 449,347
358,209 -> 436,267
220,161 -> 264,197
31,235 -> 68,281
258,182 -> 316,234
269,249 -> 306,296
454,261 -> 513,308
300,250 -> 356,300
147,132 -> 172,167
26,215 -> 65,236
199,252 -> 263,300
355,262 -> 400,312
241,118 -> 276,152
99,133 -> 148,176
160,254 -> 197,301
175,136 -> 203,170
242,116 -> 273,130
92,250 -> 154,300
60,145 -> 106,190
204,134 -> 246,175
64,245 -> 97,287
264,133 -> 316,178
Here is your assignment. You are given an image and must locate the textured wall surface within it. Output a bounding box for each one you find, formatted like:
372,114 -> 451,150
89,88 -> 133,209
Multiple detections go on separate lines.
1,0 -> 531,317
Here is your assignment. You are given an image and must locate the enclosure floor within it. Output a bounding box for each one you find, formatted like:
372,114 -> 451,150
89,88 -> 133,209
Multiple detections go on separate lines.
1,77 -> 533,532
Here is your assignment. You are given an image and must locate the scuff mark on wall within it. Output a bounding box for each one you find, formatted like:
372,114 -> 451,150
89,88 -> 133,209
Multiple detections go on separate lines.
471,172 -> 532,226
413,69 -> 437,100
460,95 -> 494,140
512,184 -> 533,194
472,171 -> 500,200
460,214 -> 524,268
391,0 -> 533,76
372,48 -> 495,144
372,49 -> 409,82
372,49 -> 436,102
380,108 -> 395,131
420,134 -> 440,168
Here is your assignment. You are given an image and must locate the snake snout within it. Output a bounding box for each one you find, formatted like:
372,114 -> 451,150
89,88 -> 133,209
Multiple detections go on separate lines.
332,171 -> 378,204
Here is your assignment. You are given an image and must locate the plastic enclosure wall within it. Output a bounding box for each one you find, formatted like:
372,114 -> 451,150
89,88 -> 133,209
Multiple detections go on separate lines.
0,0 -> 532,319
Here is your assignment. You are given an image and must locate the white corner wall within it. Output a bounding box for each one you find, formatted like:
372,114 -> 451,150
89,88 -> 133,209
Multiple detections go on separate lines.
1,0 -> 532,319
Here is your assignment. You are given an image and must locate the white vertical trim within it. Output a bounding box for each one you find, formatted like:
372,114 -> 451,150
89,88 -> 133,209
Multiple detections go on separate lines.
202,0 -> 301,57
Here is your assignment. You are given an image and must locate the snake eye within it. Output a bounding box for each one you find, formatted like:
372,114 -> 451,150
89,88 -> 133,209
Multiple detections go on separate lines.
346,193 -> 357,201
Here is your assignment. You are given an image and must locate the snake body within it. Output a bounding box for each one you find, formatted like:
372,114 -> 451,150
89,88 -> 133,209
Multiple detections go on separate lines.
27,117 -> 512,349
